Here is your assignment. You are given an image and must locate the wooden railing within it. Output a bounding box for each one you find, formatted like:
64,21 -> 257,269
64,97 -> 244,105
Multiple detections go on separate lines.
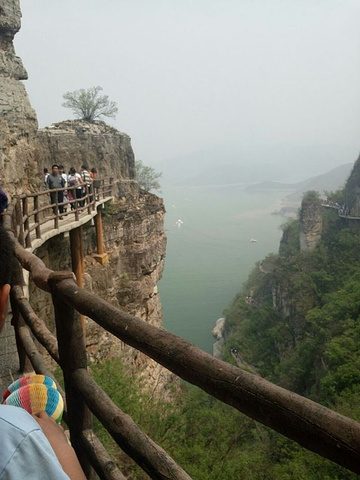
12,177 -> 114,250
3,197 -> 360,479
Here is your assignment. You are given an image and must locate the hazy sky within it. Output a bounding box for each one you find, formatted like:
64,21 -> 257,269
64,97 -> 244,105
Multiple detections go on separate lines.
15,1 -> 360,172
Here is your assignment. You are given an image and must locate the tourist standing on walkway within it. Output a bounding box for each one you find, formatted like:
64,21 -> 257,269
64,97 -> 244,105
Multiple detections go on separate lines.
90,167 -> 97,180
80,165 -> 91,207
67,167 -> 83,210
46,164 -> 65,218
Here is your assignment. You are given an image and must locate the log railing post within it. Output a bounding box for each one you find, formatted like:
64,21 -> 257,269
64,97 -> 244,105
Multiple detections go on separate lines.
74,187 -> 80,221
93,206 -> 108,265
34,195 -> 41,239
90,182 -> 95,212
22,196 -> 31,248
11,293 -> 33,374
69,226 -> 86,335
86,184 -> 91,215
48,271 -> 92,478
15,199 -> 24,247
101,179 -> 105,199
53,189 -> 59,229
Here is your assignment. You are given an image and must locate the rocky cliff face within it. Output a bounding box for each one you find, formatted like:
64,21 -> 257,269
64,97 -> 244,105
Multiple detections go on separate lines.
0,0 -> 38,194
35,120 -> 137,196
345,154 -> 360,217
299,191 -> 323,251
1,2 -> 177,398
29,191 -> 177,397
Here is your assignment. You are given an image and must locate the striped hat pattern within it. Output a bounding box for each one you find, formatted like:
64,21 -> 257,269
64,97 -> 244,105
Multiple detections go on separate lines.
1,375 -> 63,424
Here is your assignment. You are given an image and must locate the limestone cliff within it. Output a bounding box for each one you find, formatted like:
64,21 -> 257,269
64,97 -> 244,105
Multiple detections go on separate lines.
0,0 -> 38,194
345,153 -> 360,217
299,191 -> 323,252
35,120 -> 137,196
30,191 -> 177,397
1,2 -> 177,398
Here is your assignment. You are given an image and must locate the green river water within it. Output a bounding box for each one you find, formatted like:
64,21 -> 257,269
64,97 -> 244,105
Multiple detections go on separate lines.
159,184 -> 291,353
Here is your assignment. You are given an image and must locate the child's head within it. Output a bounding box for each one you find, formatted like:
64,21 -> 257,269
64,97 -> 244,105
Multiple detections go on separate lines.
0,226 -> 13,333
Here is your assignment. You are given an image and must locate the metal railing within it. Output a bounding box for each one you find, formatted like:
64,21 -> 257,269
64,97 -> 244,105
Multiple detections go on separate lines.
3,197 -> 360,479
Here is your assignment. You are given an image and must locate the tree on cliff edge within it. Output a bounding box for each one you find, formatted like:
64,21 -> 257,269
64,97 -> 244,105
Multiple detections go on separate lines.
136,160 -> 162,192
62,86 -> 118,122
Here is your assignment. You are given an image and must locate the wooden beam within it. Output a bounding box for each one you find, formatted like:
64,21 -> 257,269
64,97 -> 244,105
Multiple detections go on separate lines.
94,206 -> 108,265
55,277 -> 360,475
49,272 -> 92,477
69,226 -> 86,336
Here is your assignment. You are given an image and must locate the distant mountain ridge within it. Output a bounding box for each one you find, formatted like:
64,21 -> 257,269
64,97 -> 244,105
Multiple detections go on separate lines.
154,142 -> 357,187
245,163 -> 352,204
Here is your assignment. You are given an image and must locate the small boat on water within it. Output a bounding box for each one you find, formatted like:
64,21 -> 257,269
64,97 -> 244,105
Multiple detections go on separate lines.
249,238 -> 258,243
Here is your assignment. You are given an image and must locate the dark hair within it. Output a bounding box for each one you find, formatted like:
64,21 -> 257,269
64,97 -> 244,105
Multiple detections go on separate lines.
91,168 -> 97,173
58,165 -> 64,170
43,168 -> 48,174
81,165 -> 88,170
0,226 -> 13,287
0,188 -> 8,215
69,167 -> 76,175
51,164 -> 59,169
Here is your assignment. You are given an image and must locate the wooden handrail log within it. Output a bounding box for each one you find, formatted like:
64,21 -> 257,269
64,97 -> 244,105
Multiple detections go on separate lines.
17,325 -> 63,395
80,430 -> 127,480
16,324 -> 68,425
53,276 -> 360,475
12,285 -> 60,363
13,241 -> 53,291
72,369 -> 192,480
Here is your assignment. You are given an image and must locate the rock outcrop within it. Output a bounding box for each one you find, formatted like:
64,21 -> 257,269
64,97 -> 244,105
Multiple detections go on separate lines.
212,317 -> 226,357
29,190 -> 177,397
299,191 -> 323,251
345,154 -> 360,217
35,120 -> 137,196
0,0 -> 38,194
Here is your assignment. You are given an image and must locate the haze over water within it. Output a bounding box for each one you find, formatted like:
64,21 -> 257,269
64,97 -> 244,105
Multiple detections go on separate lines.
159,184 -> 288,353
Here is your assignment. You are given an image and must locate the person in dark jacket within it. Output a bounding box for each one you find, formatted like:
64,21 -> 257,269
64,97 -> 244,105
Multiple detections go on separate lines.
46,164 -> 66,217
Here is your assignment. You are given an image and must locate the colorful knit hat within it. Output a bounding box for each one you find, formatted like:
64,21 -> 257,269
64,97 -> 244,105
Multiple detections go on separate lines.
2,374 -> 57,402
1,375 -> 63,424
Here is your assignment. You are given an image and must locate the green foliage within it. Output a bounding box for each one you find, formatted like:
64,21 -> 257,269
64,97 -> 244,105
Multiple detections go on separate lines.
62,86 -> 118,122
220,188 -> 360,477
301,190 -> 321,205
88,357 -> 357,479
324,187 -> 346,204
279,217 -> 300,256
135,160 -> 162,192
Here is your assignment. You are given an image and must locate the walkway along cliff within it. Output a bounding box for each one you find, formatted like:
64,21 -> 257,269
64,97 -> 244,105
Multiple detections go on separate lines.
2,1 -> 360,478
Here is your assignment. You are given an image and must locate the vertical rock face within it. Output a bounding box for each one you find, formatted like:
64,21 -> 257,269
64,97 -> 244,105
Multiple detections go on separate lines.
299,191 -> 323,251
0,0 -> 38,194
345,154 -> 360,217
29,191 -> 178,398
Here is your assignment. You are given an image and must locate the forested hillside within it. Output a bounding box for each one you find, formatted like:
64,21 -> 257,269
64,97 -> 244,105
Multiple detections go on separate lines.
86,155 -> 360,478
91,190 -> 360,479
219,187 -> 360,478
